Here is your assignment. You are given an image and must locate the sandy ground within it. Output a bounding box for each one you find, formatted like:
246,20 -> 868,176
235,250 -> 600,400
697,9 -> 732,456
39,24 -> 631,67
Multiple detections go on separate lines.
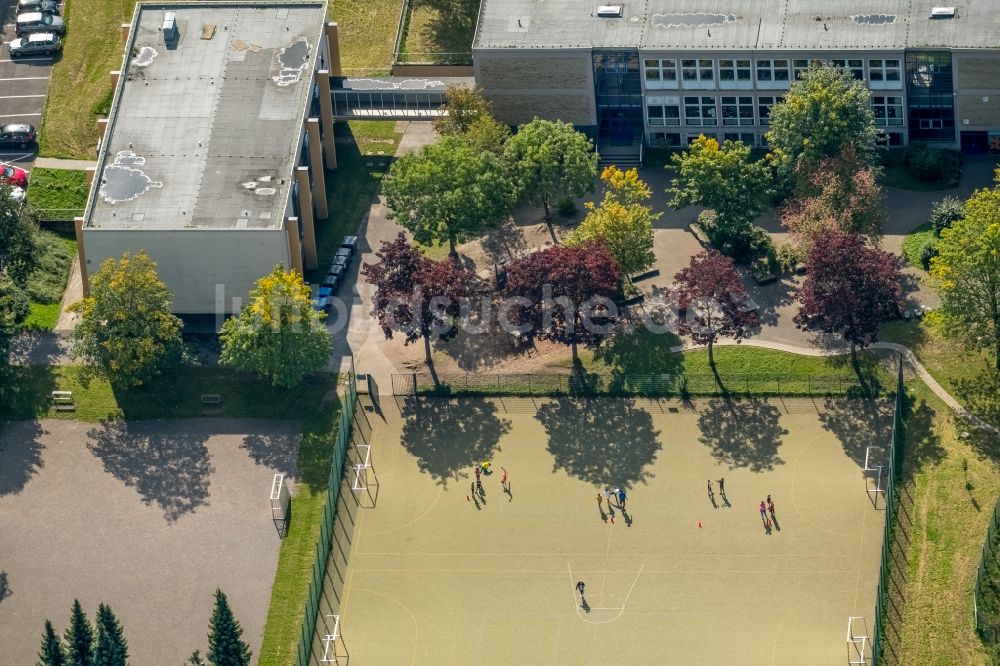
312,396 -> 890,665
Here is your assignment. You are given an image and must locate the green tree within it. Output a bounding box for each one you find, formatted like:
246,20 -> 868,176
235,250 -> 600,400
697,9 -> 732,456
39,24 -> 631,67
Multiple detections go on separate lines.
563,201 -> 656,279
37,620 -> 65,666
382,137 -> 514,257
69,251 -> 182,387
931,180 -> 1000,370
220,266 -> 331,388
462,113 -> 511,156
433,86 -> 493,136
766,62 -> 879,170
0,184 -> 37,285
64,600 -> 94,666
0,277 -> 29,360
93,604 -> 128,666
668,136 -> 771,258
206,589 -> 252,666
504,117 -> 598,225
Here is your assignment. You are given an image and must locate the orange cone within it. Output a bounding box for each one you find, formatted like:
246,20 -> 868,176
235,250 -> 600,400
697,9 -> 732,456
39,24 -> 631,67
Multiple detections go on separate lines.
698,521 -> 702,528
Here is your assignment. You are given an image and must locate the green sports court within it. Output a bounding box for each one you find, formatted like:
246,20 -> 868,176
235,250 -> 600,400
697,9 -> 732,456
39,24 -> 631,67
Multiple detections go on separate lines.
314,395 -> 891,665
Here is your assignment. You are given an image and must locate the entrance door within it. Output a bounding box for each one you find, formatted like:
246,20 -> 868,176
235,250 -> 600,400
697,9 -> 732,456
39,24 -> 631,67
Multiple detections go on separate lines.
961,131 -> 988,155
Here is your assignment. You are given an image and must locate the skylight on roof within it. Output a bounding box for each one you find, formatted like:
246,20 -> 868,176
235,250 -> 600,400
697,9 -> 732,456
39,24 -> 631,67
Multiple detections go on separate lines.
597,5 -> 623,18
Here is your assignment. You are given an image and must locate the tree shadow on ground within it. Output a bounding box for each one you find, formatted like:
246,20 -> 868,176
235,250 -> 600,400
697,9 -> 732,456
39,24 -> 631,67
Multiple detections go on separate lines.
953,368 -> 1000,432
819,397 -> 896,468
696,397 -> 787,472
592,325 -> 683,393
740,271 -> 798,329
480,217 -> 528,266
0,571 -> 10,605
399,397 -> 511,487
535,397 -> 661,487
902,398 -> 946,471
86,421 -> 214,522
0,420 -> 45,496
416,0 -> 481,55
240,431 -> 300,477
437,297 -> 520,372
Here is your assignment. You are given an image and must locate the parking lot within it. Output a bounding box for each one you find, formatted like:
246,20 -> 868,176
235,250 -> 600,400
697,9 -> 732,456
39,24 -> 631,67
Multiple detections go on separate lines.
0,0 -> 56,168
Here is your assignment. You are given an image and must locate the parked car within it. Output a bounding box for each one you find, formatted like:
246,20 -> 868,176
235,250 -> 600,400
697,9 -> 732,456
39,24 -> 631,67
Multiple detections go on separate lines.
16,12 -> 65,36
17,0 -> 59,15
0,164 -> 28,188
0,124 -> 36,149
8,32 -> 61,58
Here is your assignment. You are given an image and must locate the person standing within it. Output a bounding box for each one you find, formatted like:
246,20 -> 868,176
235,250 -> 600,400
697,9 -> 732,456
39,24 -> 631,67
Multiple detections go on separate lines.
596,491 -> 604,511
718,477 -> 725,494
759,500 -> 768,521
707,479 -> 713,494
767,495 -> 775,517
500,466 -> 509,492
618,488 -> 627,510
576,581 -> 586,598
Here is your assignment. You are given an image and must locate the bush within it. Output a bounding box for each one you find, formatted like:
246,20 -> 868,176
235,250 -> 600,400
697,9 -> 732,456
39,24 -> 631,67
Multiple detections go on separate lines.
929,195 -> 964,236
557,195 -> 577,218
775,242 -> 803,273
919,241 -> 939,271
699,210 -> 771,264
905,143 -> 960,182
25,227 -> 75,304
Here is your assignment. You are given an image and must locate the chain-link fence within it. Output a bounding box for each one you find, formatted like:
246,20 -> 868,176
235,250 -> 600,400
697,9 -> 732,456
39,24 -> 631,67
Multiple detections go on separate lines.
295,362 -> 357,666
872,354 -> 906,665
391,370 -> 892,398
974,495 -> 1000,644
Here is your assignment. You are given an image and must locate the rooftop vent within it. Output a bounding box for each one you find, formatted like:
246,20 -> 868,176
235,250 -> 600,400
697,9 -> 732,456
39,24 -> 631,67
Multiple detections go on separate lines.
930,6 -> 956,18
597,5 -> 623,18
852,14 -> 896,25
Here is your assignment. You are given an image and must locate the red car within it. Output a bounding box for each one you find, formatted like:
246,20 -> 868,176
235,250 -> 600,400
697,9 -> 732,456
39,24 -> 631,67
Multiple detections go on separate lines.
1,163 -> 28,188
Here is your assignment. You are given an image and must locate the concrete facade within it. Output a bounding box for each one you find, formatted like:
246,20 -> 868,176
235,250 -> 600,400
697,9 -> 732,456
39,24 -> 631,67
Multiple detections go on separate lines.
83,228 -> 290,313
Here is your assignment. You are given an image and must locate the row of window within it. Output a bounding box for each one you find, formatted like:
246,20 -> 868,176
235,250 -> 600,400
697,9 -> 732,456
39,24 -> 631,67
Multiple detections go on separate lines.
643,58 -> 902,90
648,131 -> 905,148
646,95 -> 903,127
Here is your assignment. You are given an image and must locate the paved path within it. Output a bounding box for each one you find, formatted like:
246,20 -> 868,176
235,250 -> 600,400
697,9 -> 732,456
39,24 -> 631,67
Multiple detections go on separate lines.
31,157 -> 97,170
675,338 -> 999,436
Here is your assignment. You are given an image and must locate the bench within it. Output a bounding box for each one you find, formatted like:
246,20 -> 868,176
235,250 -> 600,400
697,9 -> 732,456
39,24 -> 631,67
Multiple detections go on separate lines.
200,394 -> 222,405
52,390 -> 76,412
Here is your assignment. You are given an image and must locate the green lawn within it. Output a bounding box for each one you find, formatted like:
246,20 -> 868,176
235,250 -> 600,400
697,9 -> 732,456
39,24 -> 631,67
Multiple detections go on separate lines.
877,319 -> 1000,664
398,0 -> 477,64
29,168 -> 89,220
23,302 -> 62,331
39,0 -> 136,158
306,122 -> 401,285
329,0 -> 402,73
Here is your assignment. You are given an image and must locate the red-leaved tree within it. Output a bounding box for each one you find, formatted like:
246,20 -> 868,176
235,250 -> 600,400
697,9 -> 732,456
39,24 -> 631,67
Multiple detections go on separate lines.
361,232 -> 474,380
502,240 -> 621,364
793,230 -> 902,363
673,249 -> 760,367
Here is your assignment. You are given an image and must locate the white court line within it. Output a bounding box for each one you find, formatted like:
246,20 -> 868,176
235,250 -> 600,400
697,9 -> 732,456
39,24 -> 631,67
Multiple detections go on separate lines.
0,76 -> 48,81
0,113 -> 40,117
0,94 -> 45,98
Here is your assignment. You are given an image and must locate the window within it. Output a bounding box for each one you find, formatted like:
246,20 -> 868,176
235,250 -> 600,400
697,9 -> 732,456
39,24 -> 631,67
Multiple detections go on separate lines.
723,132 -> 756,146
649,131 -> 680,147
721,96 -> 754,126
644,59 -> 678,89
681,59 -> 714,89
869,59 -> 902,89
831,59 -> 865,80
758,96 -> 783,125
646,95 -> 681,126
759,133 -> 770,148
719,59 -> 752,89
684,96 -> 717,125
756,59 -> 790,88
792,59 -> 812,80
872,96 -> 903,126
875,131 -> 904,147
919,118 -> 944,130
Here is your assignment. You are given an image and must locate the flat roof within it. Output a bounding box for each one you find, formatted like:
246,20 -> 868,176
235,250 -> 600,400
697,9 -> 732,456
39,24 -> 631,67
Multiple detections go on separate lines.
474,0 -> 999,52
86,1 -> 327,231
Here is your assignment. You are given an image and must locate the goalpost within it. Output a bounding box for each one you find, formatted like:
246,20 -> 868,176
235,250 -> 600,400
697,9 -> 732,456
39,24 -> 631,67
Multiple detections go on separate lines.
320,614 -> 345,663
846,616 -> 870,664
864,446 -> 885,509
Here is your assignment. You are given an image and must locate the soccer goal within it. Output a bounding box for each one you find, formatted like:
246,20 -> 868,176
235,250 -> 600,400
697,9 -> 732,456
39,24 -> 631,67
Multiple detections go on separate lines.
270,473 -> 290,537
846,616 -> 871,664
350,442 -> 378,507
864,446 -> 885,509
320,614 -> 348,663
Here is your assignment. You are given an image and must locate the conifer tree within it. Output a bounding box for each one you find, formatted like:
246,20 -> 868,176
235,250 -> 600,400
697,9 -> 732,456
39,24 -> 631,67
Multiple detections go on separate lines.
206,590 -> 251,666
37,620 -> 65,666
